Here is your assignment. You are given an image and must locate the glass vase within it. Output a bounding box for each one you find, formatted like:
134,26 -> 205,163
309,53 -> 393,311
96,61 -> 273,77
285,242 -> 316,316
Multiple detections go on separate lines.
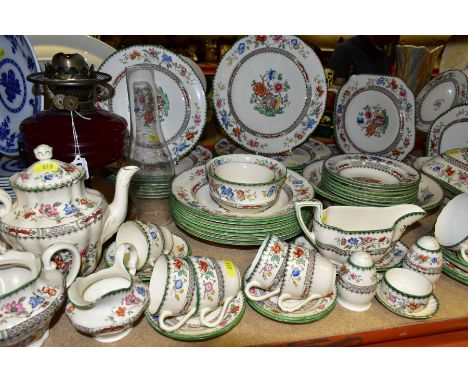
125,63 -> 175,225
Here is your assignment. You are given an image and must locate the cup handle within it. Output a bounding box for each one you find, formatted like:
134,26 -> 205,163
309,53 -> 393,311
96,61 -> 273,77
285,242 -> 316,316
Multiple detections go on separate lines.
458,243 -> 468,264
199,296 -> 234,328
294,200 -> 323,250
158,307 -> 196,333
244,280 -> 281,302
114,243 -> 138,276
277,293 -> 322,313
41,243 -> 81,288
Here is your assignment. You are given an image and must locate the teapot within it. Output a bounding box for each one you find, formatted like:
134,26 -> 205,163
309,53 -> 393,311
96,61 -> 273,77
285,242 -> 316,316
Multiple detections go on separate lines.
295,200 -> 426,265
0,242 -> 80,346
0,144 -> 139,276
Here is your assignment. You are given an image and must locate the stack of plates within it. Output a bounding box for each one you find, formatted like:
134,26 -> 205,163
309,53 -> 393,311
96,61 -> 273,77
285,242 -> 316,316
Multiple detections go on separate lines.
318,154 -> 421,207
131,174 -> 174,199
0,158 -> 27,200
170,165 -> 314,246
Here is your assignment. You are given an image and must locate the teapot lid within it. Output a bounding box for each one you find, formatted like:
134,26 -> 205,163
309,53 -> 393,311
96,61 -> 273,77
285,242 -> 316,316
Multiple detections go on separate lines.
13,145 -> 84,192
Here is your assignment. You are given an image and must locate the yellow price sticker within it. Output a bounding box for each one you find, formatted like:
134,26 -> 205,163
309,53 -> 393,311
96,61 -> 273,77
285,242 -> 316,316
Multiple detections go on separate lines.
322,213 -> 328,224
149,135 -> 160,143
33,162 -> 59,173
0,49 -> 5,59
223,260 -> 236,278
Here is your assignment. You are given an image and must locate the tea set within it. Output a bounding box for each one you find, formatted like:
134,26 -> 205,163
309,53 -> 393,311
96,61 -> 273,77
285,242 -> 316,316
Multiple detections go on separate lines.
1,33 -> 467,346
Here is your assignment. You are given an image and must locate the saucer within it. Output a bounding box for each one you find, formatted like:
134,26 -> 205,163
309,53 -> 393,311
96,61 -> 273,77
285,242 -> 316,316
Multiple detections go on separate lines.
145,290 -> 245,341
375,284 -> 439,319
442,258 -> 468,285
65,280 -> 149,342
246,284 -> 337,324
104,233 -> 190,281
441,246 -> 468,273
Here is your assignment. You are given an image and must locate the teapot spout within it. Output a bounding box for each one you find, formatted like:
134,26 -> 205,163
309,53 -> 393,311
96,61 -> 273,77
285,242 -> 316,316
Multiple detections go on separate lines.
391,204 -> 426,242
101,166 -> 139,244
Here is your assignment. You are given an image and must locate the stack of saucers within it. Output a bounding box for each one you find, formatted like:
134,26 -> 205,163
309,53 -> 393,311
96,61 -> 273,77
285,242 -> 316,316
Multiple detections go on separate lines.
0,157 -> 27,200
319,154 -> 421,207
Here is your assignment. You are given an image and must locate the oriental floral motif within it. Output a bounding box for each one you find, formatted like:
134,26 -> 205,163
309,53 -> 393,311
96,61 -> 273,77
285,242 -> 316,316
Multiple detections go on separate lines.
250,69 -> 290,117
356,105 -> 389,138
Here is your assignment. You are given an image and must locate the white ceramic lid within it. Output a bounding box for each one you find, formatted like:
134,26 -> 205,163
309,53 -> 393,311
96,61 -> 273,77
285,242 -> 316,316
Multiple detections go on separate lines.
13,145 -> 83,191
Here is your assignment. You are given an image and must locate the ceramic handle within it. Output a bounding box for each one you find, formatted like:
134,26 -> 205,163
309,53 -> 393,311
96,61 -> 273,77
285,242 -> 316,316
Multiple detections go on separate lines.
199,296 -> 234,328
244,280 -> 281,302
114,243 -> 138,276
412,156 -> 432,171
458,243 -> 468,264
42,243 -> 81,288
277,293 -> 321,313
294,200 -> 323,249
0,189 -> 12,218
158,307 -> 196,333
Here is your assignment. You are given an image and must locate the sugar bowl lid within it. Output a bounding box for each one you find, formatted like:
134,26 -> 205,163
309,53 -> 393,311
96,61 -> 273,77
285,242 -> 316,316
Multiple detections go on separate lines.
13,145 -> 84,191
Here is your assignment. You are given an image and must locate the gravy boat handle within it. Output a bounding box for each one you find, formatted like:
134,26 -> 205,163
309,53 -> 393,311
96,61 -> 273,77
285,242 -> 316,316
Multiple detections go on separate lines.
294,200 -> 323,251
42,243 -> 81,288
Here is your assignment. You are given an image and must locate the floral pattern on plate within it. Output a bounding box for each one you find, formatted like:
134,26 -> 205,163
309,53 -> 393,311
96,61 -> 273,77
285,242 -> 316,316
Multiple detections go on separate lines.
0,36 -> 42,156
250,68 -> 291,117
214,35 -> 326,154
335,75 -> 415,160
145,290 -> 245,341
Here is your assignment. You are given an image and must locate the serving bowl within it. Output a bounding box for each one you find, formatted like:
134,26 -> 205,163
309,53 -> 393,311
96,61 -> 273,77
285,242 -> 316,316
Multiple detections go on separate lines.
206,154 -> 287,213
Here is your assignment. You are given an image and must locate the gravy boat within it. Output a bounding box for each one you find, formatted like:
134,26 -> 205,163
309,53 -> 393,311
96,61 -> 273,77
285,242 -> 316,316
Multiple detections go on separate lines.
295,200 -> 426,265
68,243 -> 137,308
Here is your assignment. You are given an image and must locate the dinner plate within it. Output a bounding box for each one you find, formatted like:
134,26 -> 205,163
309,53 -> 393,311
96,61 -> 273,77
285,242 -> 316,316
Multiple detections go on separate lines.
426,105 -> 468,156
415,70 -> 468,133
28,35 -> 116,69
179,55 -> 207,93
442,259 -> 468,285
214,138 -> 332,171
145,290 -> 245,341
0,35 -> 42,155
97,45 -> 207,161
171,164 -> 314,220
334,74 -> 415,160
0,157 -> 26,177
303,160 -> 444,211
213,35 -> 326,155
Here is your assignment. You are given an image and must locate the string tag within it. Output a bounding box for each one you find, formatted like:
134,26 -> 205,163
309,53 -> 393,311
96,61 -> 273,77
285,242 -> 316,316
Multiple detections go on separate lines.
72,154 -> 89,180
70,111 -> 91,180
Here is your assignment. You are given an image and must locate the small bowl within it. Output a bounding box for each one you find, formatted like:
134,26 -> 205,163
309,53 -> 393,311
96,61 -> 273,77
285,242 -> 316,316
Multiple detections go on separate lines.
379,268 -> 433,314
206,154 -> 287,213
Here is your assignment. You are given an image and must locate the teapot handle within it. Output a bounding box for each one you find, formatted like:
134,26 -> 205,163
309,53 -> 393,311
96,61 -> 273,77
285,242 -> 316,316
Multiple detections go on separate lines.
42,243 -> 81,288
294,200 -> 323,249
0,189 -> 12,218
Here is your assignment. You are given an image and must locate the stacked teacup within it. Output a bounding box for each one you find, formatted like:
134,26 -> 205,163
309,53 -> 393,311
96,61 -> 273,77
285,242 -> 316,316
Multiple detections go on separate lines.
148,254 -> 242,332
244,235 -> 336,315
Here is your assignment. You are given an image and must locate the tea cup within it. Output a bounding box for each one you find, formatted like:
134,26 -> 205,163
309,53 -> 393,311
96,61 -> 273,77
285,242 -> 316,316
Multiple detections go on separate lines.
148,254 -> 197,332
188,256 -> 241,328
243,235 -> 289,301
116,220 -> 165,270
402,236 -> 443,284
277,244 -> 336,313
379,268 -> 433,314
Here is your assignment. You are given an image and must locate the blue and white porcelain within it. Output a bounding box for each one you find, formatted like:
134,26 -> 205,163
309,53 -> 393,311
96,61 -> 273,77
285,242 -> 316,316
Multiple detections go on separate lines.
0,35 -> 42,155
